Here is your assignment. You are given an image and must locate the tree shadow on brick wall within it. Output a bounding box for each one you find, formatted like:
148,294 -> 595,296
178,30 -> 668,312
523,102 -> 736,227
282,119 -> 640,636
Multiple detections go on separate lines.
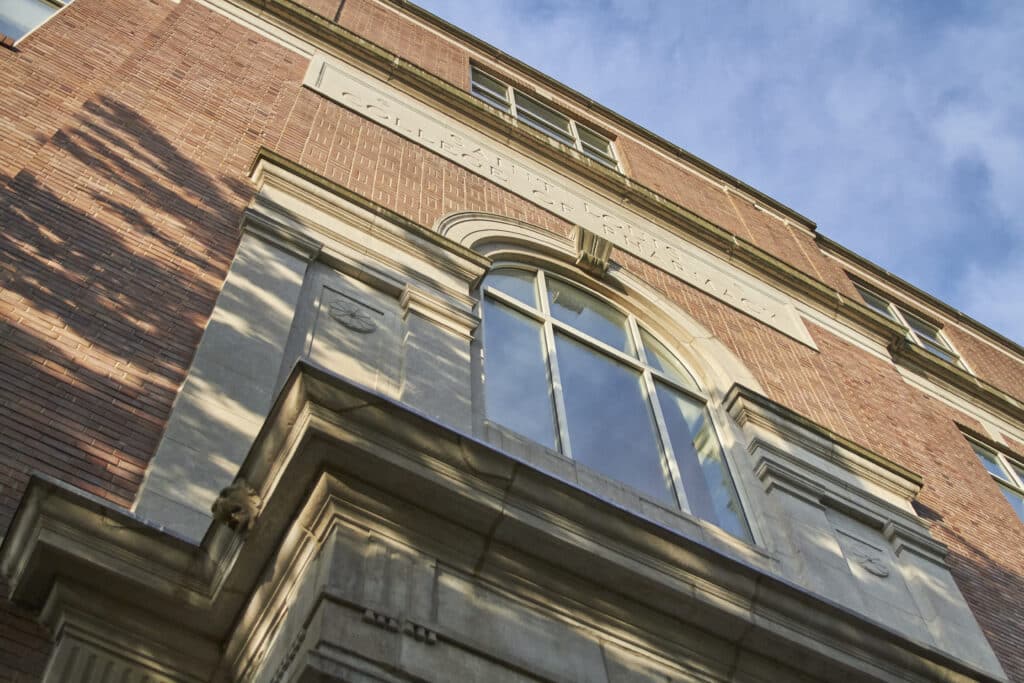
915,499 -> 1024,681
0,95 -> 278,536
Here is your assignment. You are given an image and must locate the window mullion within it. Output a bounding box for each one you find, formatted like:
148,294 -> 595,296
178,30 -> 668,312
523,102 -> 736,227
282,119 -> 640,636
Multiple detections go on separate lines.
550,318 -> 643,369
544,318 -> 573,458
892,306 -> 922,346
643,370 -> 692,513
536,270 -> 551,316
508,85 -> 519,120
568,119 -> 583,153
485,287 -> 543,319
627,315 -> 647,365
536,270 -> 573,456
998,452 -> 1024,490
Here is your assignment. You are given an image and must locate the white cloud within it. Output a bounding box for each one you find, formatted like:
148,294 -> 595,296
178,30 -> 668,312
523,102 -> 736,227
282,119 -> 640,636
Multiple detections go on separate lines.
417,0 -> 1024,342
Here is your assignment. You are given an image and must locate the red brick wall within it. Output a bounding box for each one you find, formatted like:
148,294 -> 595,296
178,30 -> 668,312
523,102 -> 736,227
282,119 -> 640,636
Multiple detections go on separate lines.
339,0 -> 471,89
333,0 -> 1020,400
944,325 -> 1024,404
0,1 -> 1022,681
614,249 -> 1024,679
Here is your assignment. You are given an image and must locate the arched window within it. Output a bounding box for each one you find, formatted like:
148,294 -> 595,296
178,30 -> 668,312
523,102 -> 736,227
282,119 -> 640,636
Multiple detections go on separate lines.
481,266 -> 751,541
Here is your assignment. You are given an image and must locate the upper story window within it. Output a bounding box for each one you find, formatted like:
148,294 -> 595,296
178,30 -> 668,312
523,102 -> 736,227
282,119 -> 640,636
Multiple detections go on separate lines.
0,0 -> 71,43
853,283 -> 965,368
480,266 -> 750,541
470,66 -> 620,171
969,437 -> 1024,522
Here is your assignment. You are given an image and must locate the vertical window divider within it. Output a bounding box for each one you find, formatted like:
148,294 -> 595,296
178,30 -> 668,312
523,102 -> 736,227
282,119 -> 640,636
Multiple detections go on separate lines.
537,271 -> 573,458
568,119 -> 583,155
633,317 -> 692,513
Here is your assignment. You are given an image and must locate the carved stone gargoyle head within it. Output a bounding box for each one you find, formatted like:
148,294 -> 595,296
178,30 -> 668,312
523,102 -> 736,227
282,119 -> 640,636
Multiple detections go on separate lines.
210,479 -> 262,533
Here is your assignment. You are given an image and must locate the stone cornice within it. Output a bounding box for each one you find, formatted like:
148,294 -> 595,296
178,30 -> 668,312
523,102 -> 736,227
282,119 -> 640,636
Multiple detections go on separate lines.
725,383 -> 924,491
819,234 -> 1024,365
380,0 -> 817,232
890,337 -> 1024,425
0,362 -> 1006,682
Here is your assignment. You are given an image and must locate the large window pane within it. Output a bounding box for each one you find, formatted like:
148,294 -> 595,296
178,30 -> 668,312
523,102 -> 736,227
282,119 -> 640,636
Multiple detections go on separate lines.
483,299 -> 558,449
514,92 -> 574,146
554,333 -> 675,506
547,278 -> 632,354
854,285 -> 897,321
470,68 -> 511,113
640,327 -> 700,392
0,0 -> 60,40
656,383 -> 750,540
485,269 -> 537,308
999,486 -> 1024,523
972,442 -> 1009,480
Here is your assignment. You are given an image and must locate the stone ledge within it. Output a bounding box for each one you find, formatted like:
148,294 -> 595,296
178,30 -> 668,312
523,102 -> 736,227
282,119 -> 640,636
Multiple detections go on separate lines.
0,362 -> 1007,682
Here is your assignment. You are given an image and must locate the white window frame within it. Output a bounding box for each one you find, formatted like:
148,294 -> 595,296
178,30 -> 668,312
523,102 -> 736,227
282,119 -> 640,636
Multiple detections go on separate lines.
478,265 -> 752,541
853,283 -> 966,369
967,436 -> 1024,523
470,66 -> 620,171
1,0 -> 72,45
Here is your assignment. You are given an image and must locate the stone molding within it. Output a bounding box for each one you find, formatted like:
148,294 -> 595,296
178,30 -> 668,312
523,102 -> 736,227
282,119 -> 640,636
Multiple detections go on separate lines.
0,363 -> 1007,683
241,210 -> 323,262
726,384 -> 923,497
250,149 -> 490,308
725,384 -> 946,555
399,284 -> 480,340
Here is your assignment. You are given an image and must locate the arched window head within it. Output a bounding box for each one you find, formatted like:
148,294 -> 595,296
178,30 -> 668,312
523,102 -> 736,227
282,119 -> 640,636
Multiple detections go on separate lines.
481,266 -> 751,541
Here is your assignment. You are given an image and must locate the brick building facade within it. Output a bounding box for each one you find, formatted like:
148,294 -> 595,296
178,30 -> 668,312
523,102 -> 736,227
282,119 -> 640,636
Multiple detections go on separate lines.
0,1 -> 1022,681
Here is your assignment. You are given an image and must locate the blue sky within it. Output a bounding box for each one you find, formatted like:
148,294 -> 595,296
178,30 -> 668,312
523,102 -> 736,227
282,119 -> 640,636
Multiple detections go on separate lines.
416,0 -> 1024,345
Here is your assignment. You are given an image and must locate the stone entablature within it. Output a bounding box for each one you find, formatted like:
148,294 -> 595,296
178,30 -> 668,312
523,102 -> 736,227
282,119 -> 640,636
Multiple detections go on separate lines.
0,364 -> 1008,683
303,54 -> 817,348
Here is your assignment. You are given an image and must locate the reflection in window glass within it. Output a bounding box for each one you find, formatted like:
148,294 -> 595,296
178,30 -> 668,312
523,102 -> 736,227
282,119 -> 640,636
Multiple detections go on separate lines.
0,0 -> 66,41
640,327 -> 700,391
547,277 -> 632,354
854,285 -> 896,321
972,442 -> 1008,479
656,383 -> 750,541
554,333 -> 675,506
483,299 -> 558,450
485,269 -> 537,308
481,266 -> 751,540
1000,487 -> 1024,522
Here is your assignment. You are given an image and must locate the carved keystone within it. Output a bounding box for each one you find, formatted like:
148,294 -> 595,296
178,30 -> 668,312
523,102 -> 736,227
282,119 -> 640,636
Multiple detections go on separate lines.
574,226 -> 613,276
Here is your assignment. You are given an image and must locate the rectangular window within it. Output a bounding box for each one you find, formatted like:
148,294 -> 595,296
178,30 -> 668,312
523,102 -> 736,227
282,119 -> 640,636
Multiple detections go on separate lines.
470,66 -> 620,171
968,437 -> 1024,523
853,283 -> 965,369
0,0 -> 71,43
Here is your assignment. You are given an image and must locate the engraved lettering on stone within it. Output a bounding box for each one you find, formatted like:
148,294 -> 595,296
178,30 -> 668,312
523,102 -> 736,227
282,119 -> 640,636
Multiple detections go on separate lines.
308,58 -> 813,345
330,300 -> 378,333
